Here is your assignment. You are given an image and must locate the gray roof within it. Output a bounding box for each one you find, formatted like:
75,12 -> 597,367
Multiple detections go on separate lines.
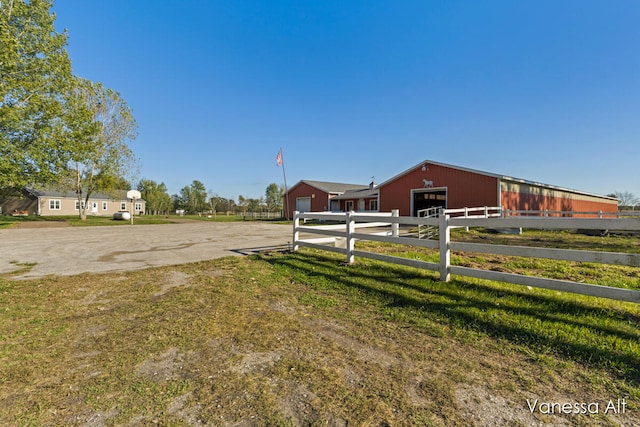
27,188 -> 143,201
331,186 -> 379,200
291,180 -> 369,194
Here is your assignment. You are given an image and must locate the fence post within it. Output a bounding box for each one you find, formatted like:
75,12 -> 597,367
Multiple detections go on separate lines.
346,211 -> 355,264
293,211 -> 300,251
439,212 -> 451,282
392,209 -> 399,237
464,207 -> 469,231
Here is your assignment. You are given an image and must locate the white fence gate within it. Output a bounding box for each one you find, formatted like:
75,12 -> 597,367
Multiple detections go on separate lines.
292,209 -> 640,304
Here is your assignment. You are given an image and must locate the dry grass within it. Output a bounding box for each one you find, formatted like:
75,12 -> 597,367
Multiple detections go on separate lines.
1,230 -> 639,426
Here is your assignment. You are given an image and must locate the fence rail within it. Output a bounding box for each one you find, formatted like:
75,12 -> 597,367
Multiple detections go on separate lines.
292,209 -> 640,304
240,211 -> 283,219
504,209 -> 640,218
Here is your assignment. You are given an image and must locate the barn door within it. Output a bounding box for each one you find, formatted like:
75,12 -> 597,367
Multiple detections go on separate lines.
296,197 -> 311,212
412,189 -> 447,216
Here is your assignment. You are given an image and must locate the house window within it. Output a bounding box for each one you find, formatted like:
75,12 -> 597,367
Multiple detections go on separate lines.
369,200 -> 378,211
135,202 -> 142,212
120,202 -> 127,210
49,199 -> 61,210
345,201 -> 354,211
102,201 -> 108,210
75,201 -> 86,210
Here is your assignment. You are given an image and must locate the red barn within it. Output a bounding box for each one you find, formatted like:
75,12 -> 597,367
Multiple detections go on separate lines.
284,180 -> 370,219
378,160 -> 618,216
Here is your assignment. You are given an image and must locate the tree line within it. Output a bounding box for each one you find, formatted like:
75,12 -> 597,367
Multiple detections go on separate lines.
138,179 -> 285,216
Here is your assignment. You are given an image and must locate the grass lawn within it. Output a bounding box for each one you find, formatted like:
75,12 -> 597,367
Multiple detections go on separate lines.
0,230 -> 639,426
0,214 -> 277,229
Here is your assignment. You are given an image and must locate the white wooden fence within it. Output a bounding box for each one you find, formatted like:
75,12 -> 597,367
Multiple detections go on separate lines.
292,209 -> 640,304
240,211 -> 282,219
504,209 -> 640,218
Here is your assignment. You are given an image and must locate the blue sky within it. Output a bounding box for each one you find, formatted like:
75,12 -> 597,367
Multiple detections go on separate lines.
52,0 -> 640,200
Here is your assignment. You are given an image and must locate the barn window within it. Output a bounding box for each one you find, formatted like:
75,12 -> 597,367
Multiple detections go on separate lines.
346,201 -> 354,211
369,200 -> 378,211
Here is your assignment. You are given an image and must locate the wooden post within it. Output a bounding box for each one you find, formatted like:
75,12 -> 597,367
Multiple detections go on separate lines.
293,211 -> 300,251
465,207 -> 469,231
346,211 -> 355,264
392,209 -> 399,237
439,212 -> 450,282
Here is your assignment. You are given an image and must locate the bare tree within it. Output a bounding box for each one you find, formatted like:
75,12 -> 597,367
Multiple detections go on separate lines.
610,191 -> 639,209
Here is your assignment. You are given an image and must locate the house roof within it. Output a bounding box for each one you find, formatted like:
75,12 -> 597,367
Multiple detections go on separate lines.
26,188 -> 145,201
378,160 -> 617,201
331,186 -> 379,200
288,180 -> 369,195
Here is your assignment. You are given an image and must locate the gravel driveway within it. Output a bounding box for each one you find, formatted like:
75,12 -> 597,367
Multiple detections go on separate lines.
0,222 -> 293,279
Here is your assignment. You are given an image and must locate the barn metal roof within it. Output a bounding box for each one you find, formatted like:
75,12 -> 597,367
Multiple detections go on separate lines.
331,186 -> 379,200
379,160 -> 617,201
290,180 -> 369,194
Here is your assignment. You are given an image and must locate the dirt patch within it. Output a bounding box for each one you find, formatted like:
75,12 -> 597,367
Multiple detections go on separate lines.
136,348 -> 185,381
69,410 -> 119,427
305,318 -> 399,369
456,384 -> 561,427
231,351 -> 283,375
167,392 -> 204,426
154,271 -> 194,297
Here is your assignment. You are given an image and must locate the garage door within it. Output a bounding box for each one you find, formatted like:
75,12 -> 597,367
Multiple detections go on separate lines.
296,197 -> 311,212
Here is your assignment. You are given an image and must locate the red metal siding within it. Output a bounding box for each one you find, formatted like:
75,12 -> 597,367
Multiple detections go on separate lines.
379,162 -> 499,216
339,197 -> 378,212
501,182 -> 617,216
284,182 -> 330,218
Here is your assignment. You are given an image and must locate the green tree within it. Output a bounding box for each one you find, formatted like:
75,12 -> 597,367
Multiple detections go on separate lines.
171,193 -> 183,212
265,183 -> 283,213
246,198 -> 263,212
0,0 -> 77,190
138,179 -> 172,215
62,79 -> 138,220
208,195 -> 236,214
179,180 -> 208,214
237,195 -> 247,213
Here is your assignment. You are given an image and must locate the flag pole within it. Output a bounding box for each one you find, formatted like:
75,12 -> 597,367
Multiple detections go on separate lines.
277,148 -> 290,220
